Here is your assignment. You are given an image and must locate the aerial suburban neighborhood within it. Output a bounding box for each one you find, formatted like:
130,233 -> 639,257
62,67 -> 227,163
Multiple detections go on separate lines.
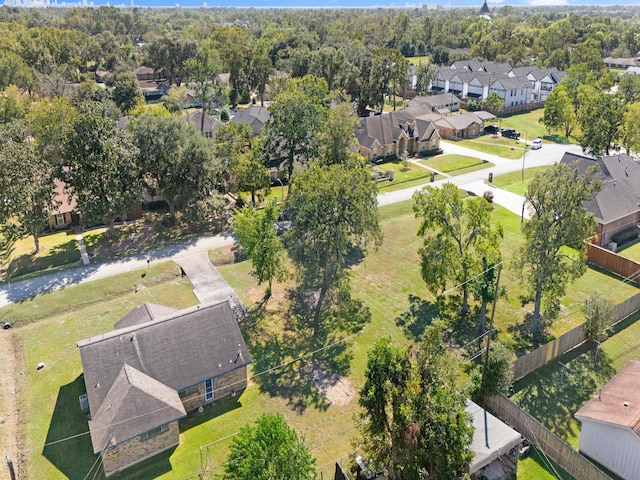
1,2 -> 640,480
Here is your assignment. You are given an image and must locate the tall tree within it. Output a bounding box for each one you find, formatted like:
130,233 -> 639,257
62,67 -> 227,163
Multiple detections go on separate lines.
469,342 -> 512,405
485,91 -> 505,129
265,77 -> 328,180
61,102 -> 140,236
415,61 -> 437,96
0,122 -> 58,253
112,72 -> 143,114
413,183 -> 502,315
539,84 -> 576,138
285,161 -> 381,333
145,32 -> 197,86
233,200 -> 287,295
233,136 -> 272,206
184,42 -> 221,133
223,413 -> 316,480
515,163 -> 601,333
132,115 -> 217,217
316,102 -> 360,167
577,88 -> 625,156
359,330 -> 473,480
622,102 -> 640,156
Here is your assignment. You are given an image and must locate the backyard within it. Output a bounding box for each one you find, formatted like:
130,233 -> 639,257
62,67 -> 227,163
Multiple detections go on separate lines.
5,186 -> 640,479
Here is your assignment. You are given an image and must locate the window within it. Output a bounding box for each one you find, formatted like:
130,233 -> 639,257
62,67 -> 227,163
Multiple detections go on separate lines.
205,378 -> 214,401
55,214 -> 65,226
140,424 -> 168,441
178,385 -> 199,398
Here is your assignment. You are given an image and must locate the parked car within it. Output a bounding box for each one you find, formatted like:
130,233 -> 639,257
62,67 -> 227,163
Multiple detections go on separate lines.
531,138 -> 542,150
484,125 -> 500,135
501,128 -> 520,140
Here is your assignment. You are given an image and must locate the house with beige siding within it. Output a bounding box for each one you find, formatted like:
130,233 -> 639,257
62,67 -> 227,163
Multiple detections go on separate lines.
575,360 -> 640,480
77,300 -> 251,477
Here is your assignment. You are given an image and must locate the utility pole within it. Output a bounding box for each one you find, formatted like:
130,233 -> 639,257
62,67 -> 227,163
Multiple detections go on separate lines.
521,131 -> 528,182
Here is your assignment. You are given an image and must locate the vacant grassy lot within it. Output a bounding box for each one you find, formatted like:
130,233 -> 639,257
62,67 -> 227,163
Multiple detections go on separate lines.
1,230 -> 81,282
9,196 -> 639,480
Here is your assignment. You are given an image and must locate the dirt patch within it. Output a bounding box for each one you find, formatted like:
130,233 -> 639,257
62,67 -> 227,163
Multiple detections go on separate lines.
306,361 -> 355,406
0,329 -> 19,480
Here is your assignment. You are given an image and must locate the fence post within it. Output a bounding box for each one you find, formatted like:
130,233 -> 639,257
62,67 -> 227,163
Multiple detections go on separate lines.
6,456 -> 16,480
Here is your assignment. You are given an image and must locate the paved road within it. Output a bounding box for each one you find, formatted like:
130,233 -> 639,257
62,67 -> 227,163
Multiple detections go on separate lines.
0,233 -> 236,309
378,140 -> 584,207
0,140 -> 584,308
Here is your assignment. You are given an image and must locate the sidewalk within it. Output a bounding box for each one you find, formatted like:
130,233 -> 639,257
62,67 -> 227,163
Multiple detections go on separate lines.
0,232 -> 236,308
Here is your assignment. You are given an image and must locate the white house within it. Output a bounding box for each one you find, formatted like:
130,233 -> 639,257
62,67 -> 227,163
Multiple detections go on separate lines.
575,360 -> 640,480
488,77 -> 532,107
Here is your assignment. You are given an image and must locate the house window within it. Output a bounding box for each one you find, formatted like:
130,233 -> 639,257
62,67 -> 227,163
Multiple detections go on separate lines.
55,214 -> 65,226
205,378 -> 214,401
179,385 -> 199,398
140,424 -> 168,441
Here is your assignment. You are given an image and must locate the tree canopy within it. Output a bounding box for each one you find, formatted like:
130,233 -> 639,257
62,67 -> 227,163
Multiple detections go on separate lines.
359,329 -> 474,480
223,413 -> 316,480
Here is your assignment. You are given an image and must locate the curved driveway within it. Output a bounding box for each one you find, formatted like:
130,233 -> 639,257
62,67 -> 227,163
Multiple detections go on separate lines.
0,140 -> 584,308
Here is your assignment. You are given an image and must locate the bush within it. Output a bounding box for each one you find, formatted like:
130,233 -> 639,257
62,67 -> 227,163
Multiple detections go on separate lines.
612,226 -> 639,245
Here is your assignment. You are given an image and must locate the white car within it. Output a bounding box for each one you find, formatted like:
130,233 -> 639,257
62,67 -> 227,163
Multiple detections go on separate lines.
531,138 -> 542,150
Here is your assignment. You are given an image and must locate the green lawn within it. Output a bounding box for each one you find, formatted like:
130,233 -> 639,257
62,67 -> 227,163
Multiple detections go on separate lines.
9,198 -> 640,480
490,166 -> 552,196
1,230 -> 81,282
618,241 -> 640,262
452,136 -> 526,160
374,157 -> 445,193
419,153 -> 489,173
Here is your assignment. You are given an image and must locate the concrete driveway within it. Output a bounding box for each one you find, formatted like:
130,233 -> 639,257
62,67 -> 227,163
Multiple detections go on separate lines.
174,251 -> 236,305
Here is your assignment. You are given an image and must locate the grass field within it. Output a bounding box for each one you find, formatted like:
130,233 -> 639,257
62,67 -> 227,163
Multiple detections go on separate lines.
419,153 -> 490,173
1,230 -> 81,282
490,166 -> 552,196
374,157 -> 444,193
7,188 -> 640,480
453,136 -> 526,159
618,240 -> 640,262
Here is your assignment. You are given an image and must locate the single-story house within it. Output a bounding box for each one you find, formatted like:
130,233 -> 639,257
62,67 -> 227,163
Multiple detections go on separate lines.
406,93 -> 460,113
575,360 -> 640,480
48,179 -> 79,230
560,152 -> 640,248
430,112 -> 489,140
355,110 -> 441,163
77,300 -> 251,477
133,66 -> 157,82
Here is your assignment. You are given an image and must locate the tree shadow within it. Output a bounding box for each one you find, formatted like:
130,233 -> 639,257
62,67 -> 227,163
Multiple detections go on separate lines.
394,294 -> 439,341
8,232 -> 80,279
42,375 -> 101,480
179,395 -> 243,431
507,314 -> 555,357
239,287 -> 357,413
512,342 -> 616,442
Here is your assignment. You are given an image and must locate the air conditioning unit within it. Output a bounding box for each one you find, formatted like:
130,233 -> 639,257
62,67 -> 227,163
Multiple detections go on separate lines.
608,242 -> 618,252
79,393 -> 89,414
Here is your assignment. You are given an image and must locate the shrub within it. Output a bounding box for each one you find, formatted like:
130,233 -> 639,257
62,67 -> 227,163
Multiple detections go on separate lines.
612,226 -> 639,245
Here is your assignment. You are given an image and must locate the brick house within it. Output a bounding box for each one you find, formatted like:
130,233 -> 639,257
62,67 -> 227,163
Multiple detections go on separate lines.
77,300 -> 251,477
560,152 -> 640,248
355,110 -> 441,163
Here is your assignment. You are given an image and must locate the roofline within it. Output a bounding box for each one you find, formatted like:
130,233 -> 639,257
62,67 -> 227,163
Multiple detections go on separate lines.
575,414 -> 640,435
77,300 -> 233,348
93,416 -> 186,454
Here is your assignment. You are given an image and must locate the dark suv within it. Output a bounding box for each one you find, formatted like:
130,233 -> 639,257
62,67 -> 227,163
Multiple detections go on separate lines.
501,128 -> 520,140
484,125 -> 500,135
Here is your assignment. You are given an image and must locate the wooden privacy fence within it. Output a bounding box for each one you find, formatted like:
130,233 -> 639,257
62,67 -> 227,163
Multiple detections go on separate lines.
585,243 -> 640,286
487,395 -> 612,480
512,290 -> 640,381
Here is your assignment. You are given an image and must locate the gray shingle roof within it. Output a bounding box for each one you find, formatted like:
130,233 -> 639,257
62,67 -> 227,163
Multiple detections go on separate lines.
356,110 -> 437,150
231,105 -> 270,136
88,364 -> 186,453
560,152 -> 640,224
78,300 -> 251,451
115,303 -> 179,330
